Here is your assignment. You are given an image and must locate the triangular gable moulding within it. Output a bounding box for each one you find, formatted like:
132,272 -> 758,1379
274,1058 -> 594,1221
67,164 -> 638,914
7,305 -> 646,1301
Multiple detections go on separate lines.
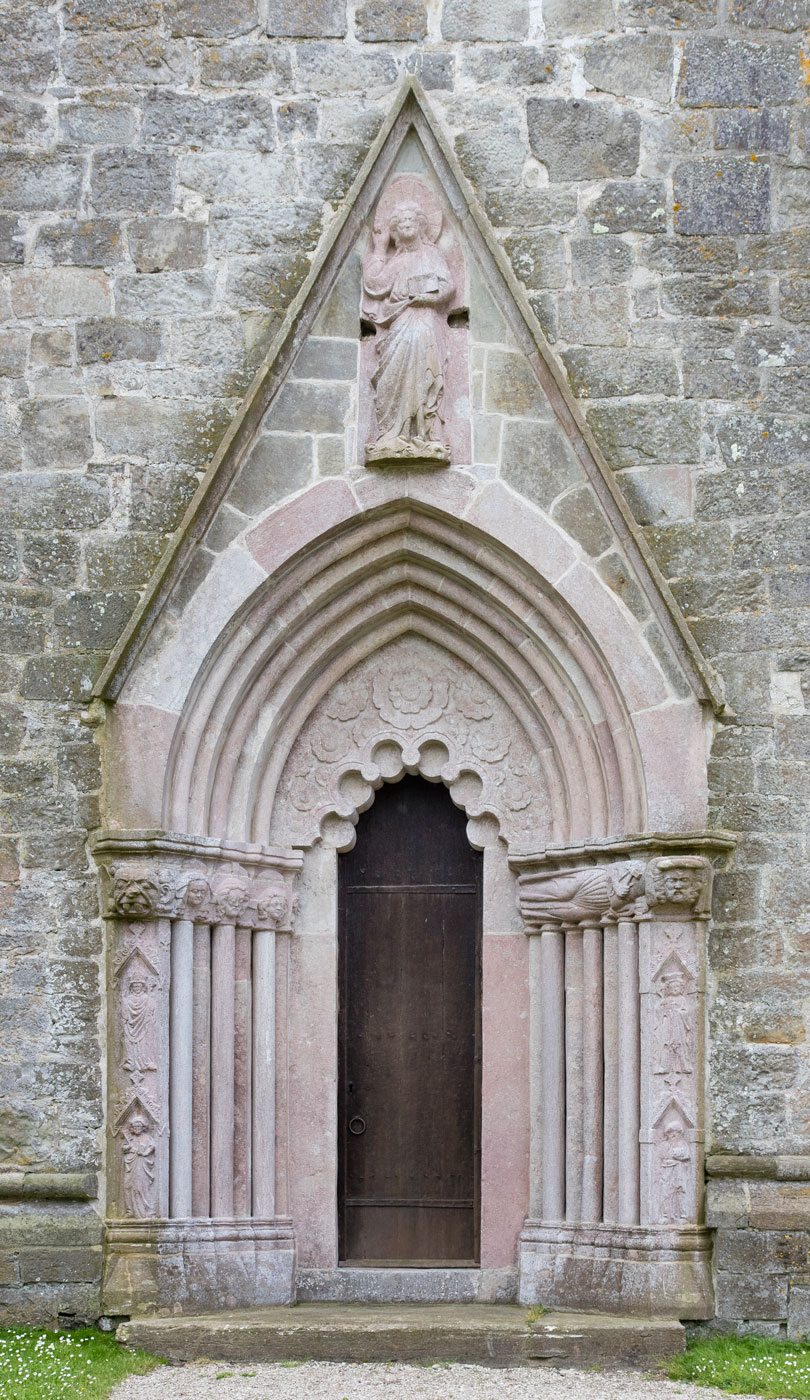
95,78 -> 724,713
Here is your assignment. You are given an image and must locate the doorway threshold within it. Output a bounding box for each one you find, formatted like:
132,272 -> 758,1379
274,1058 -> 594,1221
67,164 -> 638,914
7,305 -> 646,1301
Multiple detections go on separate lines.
296,1266 -> 517,1304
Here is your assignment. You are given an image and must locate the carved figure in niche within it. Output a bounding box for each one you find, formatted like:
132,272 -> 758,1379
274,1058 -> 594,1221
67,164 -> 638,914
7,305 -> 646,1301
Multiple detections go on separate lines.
255,883 -> 289,931
362,179 -> 454,465
121,1113 -> 156,1217
658,1118 -> 691,1223
655,969 -> 693,1075
120,955 -> 158,1082
646,856 -> 711,915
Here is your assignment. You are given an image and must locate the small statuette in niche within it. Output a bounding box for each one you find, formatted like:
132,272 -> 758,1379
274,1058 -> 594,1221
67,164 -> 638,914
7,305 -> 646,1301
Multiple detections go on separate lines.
360,174 -> 467,469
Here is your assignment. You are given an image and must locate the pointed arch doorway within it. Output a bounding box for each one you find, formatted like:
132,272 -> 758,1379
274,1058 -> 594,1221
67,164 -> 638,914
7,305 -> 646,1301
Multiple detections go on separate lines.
338,776 -> 483,1266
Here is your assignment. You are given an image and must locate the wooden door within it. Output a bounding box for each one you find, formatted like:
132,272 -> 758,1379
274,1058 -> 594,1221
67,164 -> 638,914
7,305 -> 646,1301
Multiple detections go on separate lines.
338,775 -> 482,1266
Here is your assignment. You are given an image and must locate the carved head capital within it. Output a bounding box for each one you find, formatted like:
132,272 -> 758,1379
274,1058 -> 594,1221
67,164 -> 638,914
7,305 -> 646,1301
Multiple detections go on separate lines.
645,856 -> 712,918
212,874 -> 251,924
254,880 -> 293,932
179,871 -> 213,923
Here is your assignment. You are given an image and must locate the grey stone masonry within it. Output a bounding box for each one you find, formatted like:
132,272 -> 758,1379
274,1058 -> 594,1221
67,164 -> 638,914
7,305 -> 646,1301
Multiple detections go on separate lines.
0,0 -> 808,1332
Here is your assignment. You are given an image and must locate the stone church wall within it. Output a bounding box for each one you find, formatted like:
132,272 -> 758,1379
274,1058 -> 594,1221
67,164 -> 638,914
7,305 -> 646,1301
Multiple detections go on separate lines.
0,0 -> 808,1327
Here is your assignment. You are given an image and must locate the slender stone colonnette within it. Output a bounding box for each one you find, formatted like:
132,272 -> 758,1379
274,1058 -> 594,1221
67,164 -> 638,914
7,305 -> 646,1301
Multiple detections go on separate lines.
92,832 -> 302,1313
514,836 -> 734,1318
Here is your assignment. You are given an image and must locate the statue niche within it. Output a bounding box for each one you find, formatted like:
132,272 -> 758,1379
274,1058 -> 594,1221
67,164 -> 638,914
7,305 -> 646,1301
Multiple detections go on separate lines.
360,173 -> 469,469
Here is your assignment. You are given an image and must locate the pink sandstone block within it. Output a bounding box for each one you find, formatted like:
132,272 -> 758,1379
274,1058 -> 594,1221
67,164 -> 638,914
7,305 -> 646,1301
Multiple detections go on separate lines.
463,481 -> 577,588
246,478 -> 359,575
480,933 -> 529,1269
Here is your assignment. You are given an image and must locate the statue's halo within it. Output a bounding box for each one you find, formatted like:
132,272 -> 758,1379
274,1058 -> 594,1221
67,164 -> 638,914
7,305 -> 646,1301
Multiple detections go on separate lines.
372,173 -> 443,245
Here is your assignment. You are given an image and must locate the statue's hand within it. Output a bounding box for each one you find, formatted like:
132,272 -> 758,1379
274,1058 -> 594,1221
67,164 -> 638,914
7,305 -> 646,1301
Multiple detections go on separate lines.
371,227 -> 388,256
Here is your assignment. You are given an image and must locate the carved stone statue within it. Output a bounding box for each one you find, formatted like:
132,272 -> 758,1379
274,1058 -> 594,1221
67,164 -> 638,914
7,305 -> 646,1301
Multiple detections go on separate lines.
658,1118 -> 691,1223
362,180 -> 454,466
121,1112 -> 156,1217
654,969 -> 693,1075
518,859 -> 646,927
645,856 -> 711,916
120,955 -> 159,1082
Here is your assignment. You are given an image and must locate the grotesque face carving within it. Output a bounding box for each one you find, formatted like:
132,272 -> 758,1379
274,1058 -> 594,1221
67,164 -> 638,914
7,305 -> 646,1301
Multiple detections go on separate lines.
112,875 -> 158,919
661,868 -> 702,904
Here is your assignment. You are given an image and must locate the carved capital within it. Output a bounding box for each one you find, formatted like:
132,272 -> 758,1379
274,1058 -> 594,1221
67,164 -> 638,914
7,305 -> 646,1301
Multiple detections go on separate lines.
93,833 -> 304,932
643,855 -> 713,921
517,859 -> 646,930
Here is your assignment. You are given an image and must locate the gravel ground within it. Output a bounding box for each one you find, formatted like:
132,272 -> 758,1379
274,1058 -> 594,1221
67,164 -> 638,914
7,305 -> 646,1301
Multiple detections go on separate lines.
110,1360 -> 758,1400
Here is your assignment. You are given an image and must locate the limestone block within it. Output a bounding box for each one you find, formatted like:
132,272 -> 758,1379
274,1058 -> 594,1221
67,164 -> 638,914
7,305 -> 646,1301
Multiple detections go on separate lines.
63,0 -> 161,26
674,159 -> 770,235
552,487 -> 613,558
585,36 -> 673,104
19,1246 -> 102,1285
227,433 -> 314,515
788,1281 -> 810,1340
356,0 -> 427,41
731,0 -> 810,26
34,219 -> 125,269
461,44 -> 551,88
0,472 -> 110,532
0,215 -> 24,266
19,399 -> 92,472
11,268 -> 111,319
295,42 -> 397,91
587,403 -> 701,468
0,2 -> 59,93
62,33 -> 192,87
527,100 -> 640,181
267,0 -> 346,35
558,287 -> 629,347
404,52 -> 454,90
562,348 -> 679,399
441,0 -> 529,39
584,182 -> 667,236
199,43 -> 292,87
716,1270 -> 788,1321
572,236 -> 634,287
543,0 -> 615,34
717,413 -> 810,469
681,37 -> 800,107
715,109 -> 790,152
58,97 -> 139,147
503,233 -> 567,290
141,91 -> 276,152
77,317 -> 162,364
126,220 -> 206,277
165,0 -> 258,37
55,591 -> 137,650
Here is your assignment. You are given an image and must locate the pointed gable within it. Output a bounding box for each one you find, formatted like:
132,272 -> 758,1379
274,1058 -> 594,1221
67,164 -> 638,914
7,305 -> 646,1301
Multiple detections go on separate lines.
95,79 -> 722,716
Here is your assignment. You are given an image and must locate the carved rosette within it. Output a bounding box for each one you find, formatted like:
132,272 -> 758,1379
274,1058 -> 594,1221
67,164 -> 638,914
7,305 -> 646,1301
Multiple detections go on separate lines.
93,834 -> 303,1220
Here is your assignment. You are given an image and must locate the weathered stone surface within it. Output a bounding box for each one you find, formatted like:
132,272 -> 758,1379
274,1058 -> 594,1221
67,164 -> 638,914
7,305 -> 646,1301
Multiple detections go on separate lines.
585,35 -> 673,104
227,434 -> 313,514
199,42 -> 292,87
544,0 -> 615,34
587,403 -> 701,469
585,183 -> 667,235
454,126 -> 527,192
461,45 -> 551,87
681,37 -> 800,107
128,219 -> 206,273
165,0 -> 258,37
715,109 -> 790,152
571,236 -> 634,286
90,150 -> 174,215
731,0 -> 810,25
442,0 -> 528,39
77,317 -> 162,364
559,287 -> 629,346
266,0 -> 346,36
527,100 -> 641,180
34,220 -> 124,269
141,90 -> 276,152
563,348 -> 679,398
58,96 -> 139,148
661,276 -> 770,317
62,33 -> 192,87
0,155 -> 83,212
501,419 -> 582,507
356,0 -> 427,40
674,158 -> 771,234
0,2 -> 59,94
19,399 -> 92,472
11,269 -> 111,319
503,233 -> 566,289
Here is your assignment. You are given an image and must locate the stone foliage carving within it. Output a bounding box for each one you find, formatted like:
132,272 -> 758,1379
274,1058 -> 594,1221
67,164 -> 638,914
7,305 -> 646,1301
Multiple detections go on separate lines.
517,854 -> 713,928
272,636 -> 550,850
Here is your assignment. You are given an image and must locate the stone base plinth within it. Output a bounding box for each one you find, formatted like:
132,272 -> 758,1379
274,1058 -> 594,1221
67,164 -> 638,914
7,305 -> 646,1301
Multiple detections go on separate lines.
518,1221 -> 713,1319
103,1218 -> 295,1315
296,1267 -> 518,1304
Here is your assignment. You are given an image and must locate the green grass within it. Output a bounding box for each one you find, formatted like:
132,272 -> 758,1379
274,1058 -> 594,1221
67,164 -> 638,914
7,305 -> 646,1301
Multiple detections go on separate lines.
0,1326 -> 162,1400
668,1333 -> 810,1397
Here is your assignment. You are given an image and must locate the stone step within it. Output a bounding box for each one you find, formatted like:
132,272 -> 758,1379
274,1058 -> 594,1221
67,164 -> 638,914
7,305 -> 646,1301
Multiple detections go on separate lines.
119,1303 -> 685,1369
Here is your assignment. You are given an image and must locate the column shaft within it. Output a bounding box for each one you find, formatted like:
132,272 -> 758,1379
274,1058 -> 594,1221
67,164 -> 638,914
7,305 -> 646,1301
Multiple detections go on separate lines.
564,926 -> 584,1222
232,926 -> 252,1218
581,924 -> 603,1222
540,926 -> 565,1221
252,927 -> 277,1218
602,921 -> 620,1222
169,918 -> 194,1218
618,917 -> 640,1224
191,924 -> 211,1217
210,922 -> 236,1218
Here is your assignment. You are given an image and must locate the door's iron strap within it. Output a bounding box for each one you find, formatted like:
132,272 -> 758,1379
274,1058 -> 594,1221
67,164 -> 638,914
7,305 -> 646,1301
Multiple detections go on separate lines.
345,1198 -> 474,1209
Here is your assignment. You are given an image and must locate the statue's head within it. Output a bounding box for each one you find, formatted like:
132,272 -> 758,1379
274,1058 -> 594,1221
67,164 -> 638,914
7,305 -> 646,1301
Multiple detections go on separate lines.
389,200 -> 428,246
128,1114 -> 149,1137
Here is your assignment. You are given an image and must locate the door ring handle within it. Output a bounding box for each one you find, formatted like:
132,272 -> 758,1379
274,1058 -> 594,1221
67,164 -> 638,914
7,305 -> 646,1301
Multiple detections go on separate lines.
348,1115 -> 366,1136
